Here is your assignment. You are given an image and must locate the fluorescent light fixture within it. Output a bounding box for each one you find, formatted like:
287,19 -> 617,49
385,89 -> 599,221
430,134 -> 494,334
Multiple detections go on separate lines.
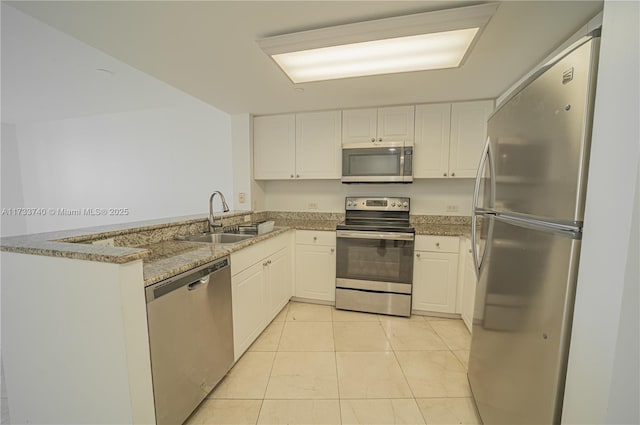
258,3 -> 498,83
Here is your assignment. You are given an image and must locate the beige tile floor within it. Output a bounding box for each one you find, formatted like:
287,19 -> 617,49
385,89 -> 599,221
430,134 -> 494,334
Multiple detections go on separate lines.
186,301 -> 482,425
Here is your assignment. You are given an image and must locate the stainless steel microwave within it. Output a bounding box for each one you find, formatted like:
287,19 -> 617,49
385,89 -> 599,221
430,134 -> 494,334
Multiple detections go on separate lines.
341,141 -> 413,183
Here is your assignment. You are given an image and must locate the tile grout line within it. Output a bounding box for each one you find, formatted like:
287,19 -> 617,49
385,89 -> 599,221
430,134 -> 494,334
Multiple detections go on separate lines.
332,310 -> 344,425
256,303 -> 288,424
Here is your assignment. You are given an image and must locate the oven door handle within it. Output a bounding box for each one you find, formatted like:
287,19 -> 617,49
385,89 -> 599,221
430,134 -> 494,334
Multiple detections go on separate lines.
336,230 -> 415,241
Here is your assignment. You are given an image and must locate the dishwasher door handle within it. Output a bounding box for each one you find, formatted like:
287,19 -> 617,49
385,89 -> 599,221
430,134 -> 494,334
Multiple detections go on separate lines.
187,275 -> 210,291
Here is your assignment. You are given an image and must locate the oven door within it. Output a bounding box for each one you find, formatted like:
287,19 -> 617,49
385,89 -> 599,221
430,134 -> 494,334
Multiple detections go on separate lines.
336,230 -> 414,316
341,142 -> 412,183
336,230 -> 414,287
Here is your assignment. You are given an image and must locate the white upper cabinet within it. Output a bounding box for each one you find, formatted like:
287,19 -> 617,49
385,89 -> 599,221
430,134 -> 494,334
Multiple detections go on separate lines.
254,101 -> 492,180
377,106 -> 415,142
253,114 -> 295,180
449,100 -> 493,178
341,108 -> 377,144
253,111 -> 341,180
342,105 -> 414,144
414,100 -> 493,178
414,103 -> 452,178
295,111 -> 342,179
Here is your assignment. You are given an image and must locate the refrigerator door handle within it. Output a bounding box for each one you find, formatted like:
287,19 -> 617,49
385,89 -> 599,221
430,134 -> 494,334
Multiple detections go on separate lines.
472,136 -> 493,277
472,136 -> 490,213
471,214 -> 480,276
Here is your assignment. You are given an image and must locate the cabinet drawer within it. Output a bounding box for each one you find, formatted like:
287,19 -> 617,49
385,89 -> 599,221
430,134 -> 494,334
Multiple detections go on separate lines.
262,231 -> 291,255
415,235 -> 459,253
231,243 -> 266,276
296,230 -> 336,246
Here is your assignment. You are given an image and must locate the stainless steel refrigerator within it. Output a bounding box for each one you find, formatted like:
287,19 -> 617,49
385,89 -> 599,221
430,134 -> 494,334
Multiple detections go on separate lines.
468,31 -> 600,425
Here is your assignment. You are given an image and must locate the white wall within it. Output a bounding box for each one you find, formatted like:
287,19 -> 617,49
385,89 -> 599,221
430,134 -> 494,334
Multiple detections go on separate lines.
231,114 -> 254,211
0,123 -> 27,236
0,4 -> 233,236
261,179 -> 475,215
562,1 -> 640,423
1,253 -> 154,424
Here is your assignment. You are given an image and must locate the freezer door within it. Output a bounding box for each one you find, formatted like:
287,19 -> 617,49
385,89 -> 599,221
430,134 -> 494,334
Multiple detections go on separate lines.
488,37 -> 599,225
468,215 -> 581,425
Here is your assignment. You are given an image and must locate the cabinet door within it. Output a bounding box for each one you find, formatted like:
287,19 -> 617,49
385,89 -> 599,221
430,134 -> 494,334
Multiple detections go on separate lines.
232,262 -> 267,360
253,114 -> 296,180
266,247 -> 292,320
295,111 -> 342,179
295,244 -> 336,302
461,251 -> 477,332
449,100 -> 493,178
377,105 -> 415,142
414,104 -> 452,178
412,251 -> 459,313
342,108 -> 377,144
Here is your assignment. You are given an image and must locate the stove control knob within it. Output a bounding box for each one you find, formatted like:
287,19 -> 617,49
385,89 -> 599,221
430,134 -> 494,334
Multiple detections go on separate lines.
391,202 -> 396,207
403,202 -> 408,208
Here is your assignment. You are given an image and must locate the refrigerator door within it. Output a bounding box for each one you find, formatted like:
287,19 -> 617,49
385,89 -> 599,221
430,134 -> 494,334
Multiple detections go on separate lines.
468,215 -> 581,425
488,37 -> 599,225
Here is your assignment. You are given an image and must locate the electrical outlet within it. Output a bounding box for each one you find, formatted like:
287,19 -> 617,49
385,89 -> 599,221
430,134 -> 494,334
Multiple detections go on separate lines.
446,205 -> 459,213
93,238 -> 115,247
244,215 -> 251,222
238,192 -> 246,204
308,202 -> 319,210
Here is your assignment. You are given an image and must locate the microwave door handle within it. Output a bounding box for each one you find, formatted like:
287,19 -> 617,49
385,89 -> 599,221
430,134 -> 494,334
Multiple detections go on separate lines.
400,150 -> 405,178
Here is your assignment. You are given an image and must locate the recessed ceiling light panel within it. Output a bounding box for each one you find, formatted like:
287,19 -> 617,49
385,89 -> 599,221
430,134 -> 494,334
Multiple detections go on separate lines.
272,28 -> 479,83
258,3 -> 498,83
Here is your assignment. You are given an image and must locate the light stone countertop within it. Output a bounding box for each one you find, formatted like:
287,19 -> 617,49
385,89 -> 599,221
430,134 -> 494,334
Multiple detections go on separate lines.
142,227 -> 292,287
413,223 -> 471,237
0,211 -> 250,264
1,211 -> 470,286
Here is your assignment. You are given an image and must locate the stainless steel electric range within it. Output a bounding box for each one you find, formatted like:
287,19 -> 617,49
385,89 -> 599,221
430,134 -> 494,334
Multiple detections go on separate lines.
335,196 -> 415,317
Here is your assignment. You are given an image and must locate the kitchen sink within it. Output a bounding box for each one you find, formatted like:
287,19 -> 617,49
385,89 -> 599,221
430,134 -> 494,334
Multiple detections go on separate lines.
181,232 -> 254,244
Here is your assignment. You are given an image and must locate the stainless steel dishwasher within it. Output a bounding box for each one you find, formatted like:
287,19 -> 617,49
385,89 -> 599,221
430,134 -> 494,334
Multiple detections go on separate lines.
145,256 -> 234,425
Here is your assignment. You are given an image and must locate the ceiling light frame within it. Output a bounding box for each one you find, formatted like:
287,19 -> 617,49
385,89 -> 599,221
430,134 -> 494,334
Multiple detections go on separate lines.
257,2 -> 499,84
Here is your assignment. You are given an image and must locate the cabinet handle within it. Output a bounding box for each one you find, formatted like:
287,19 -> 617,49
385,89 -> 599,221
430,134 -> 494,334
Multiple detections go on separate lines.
296,174 -> 300,178
452,172 -> 456,177
371,138 -> 375,142
378,138 -> 382,142
313,236 -> 317,241
290,174 -> 294,178
436,242 -> 440,247
268,260 -> 272,264
416,253 -> 421,258
468,249 -> 472,253
443,173 -> 447,177
330,248 -> 335,253
263,261 -> 268,267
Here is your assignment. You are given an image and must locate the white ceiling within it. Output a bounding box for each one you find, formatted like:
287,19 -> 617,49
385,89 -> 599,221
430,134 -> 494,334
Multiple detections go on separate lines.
7,1 -> 603,116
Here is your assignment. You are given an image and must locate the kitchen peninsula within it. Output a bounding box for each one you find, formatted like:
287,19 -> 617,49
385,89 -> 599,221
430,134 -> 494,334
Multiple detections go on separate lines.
1,210 -> 470,424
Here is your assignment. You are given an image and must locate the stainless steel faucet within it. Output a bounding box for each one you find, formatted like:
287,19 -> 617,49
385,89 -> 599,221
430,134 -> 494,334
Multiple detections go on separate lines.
208,191 -> 230,231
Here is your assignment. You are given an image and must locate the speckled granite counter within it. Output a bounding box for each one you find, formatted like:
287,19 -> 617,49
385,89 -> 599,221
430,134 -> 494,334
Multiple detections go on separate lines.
142,227 -> 292,286
411,215 -> 471,237
0,211 -> 250,264
413,223 -> 471,237
1,210 -> 471,286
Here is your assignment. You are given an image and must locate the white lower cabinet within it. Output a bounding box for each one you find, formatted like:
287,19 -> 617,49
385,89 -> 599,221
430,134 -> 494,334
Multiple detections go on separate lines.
294,230 -> 336,302
460,238 -> 477,332
232,261 -> 267,360
412,235 -> 459,314
267,246 -> 292,319
231,232 -> 293,360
